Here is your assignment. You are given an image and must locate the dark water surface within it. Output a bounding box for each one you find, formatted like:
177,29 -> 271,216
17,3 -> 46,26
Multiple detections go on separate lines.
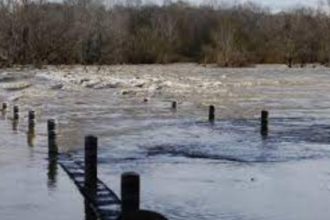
1,65 -> 330,220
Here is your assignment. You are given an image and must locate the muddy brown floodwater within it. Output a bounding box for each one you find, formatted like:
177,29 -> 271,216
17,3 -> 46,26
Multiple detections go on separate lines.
1,64 -> 330,220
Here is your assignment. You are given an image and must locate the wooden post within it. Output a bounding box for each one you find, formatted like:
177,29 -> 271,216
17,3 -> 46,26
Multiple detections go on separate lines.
27,110 -> 35,147
28,110 -> 35,129
47,119 -> 58,155
13,105 -> 19,120
172,101 -> 177,110
209,105 -> 215,123
85,135 -> 98,200
121,172 -> 140,215
261,110 -> 269,136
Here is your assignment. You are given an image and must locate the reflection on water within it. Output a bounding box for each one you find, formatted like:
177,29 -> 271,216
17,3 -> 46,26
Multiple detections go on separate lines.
27,128 -> 35,147
1,110 -> 6,119
11,119 -> 18,132
47,155 -> 58,189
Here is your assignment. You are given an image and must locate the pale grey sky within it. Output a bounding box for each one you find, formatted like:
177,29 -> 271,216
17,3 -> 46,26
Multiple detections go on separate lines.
145,0 -> 328,10
221,0 -> 324,10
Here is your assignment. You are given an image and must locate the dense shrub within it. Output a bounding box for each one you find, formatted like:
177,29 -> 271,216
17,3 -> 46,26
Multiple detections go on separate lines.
0,0 -> 329,67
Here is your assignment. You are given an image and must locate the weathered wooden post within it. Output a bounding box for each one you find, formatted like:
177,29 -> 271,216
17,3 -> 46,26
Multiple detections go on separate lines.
209,105 -> 215,123
28,110 -> 35,129
11,106 -> 19,131
47,119 -> 58,155
261,110 -> 269,136
13,105 -> 19,120
121,172 -> 140,215
172,101 -> 177,110
27,110 -> 35,147
85,135 -> 98,200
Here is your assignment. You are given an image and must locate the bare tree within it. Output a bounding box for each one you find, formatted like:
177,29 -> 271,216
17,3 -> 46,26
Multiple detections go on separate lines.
0,0 -> 329,67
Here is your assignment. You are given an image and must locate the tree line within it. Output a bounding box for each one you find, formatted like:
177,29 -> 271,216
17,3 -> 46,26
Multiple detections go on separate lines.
0,0 -> 330,67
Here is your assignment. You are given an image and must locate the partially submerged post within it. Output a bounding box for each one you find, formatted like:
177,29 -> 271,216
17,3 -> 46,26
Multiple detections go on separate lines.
171,101 -> 177,111
13,105 -> 19,120
28,110 -> 35,130
85,135 -> 98,200
209,105 -> 215,123
47,119 -> 58,155
11,106 -> 19,131
121,172 -> 140,216
261,110 -> 269,136
47,119 -> 58,188
27,110 -> 35,147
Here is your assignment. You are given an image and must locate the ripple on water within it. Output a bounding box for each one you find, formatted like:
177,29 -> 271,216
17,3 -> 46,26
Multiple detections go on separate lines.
83,117 -> 330,165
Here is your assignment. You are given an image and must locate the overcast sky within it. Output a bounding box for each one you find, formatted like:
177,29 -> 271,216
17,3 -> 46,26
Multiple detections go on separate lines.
221,0 -> 324,10
249,0 -> 318,7
144,0 -> 328,11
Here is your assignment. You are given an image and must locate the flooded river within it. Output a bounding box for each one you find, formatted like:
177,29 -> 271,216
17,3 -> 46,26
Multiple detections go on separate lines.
1,64 -> 330,220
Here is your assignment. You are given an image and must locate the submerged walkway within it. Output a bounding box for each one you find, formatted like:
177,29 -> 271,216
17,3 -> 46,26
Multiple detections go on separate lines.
59,155 -> 121,220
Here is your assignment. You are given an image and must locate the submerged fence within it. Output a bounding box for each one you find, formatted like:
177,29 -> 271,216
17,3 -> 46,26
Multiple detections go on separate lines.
0,101 -> 270,220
